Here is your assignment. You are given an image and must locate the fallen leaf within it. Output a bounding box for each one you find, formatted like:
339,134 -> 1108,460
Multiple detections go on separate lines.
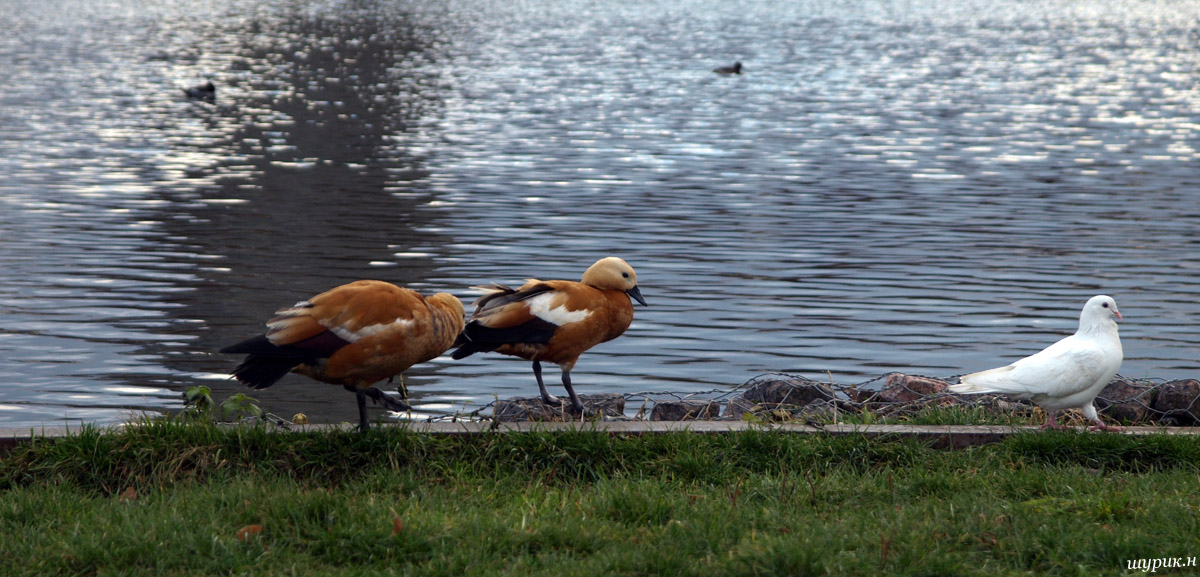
236,524 -> 264,541
119,487 -> 138,501
979,531 -> 998,547
392,516 -> 403,535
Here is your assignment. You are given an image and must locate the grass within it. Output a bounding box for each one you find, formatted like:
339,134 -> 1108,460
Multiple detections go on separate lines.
1,422 -> 1198,576
809,403 -> 1137,428
820,404 -> 1039,427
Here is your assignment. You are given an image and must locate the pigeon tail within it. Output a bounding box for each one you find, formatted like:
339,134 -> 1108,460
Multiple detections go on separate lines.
949,365 -> 1028,396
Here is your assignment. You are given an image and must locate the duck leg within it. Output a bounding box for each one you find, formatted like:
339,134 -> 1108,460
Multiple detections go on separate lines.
388,374 -> 409,400
354,388 -> 370,432
364,387 -> 412,412
560,369 -> 585,414
532,361 -> 563,406
347,385 -> 411,432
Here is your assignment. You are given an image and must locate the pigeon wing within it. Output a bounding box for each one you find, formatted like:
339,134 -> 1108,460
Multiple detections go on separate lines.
956,335 -> 1107,399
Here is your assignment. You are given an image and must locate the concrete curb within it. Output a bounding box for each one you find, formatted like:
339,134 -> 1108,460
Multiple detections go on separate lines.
2,422 -> 1197,452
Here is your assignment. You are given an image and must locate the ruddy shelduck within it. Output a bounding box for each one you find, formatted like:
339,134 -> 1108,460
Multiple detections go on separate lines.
221,280 -> 465,431
451,257 -> 647,414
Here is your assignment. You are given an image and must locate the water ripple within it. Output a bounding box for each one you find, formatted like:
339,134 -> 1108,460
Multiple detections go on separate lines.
1,0 -> 1199,426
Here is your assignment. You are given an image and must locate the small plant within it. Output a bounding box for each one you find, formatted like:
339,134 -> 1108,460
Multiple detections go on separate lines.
178,385 -> 215,421
177,385 -> 262,423
220,393 -> 264,421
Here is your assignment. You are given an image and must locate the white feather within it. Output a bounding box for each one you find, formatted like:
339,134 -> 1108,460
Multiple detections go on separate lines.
327,318 -> 415,343
527,292 -> 590,326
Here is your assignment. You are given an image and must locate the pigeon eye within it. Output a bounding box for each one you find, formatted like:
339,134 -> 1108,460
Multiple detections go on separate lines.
1102,302 -> 1109,308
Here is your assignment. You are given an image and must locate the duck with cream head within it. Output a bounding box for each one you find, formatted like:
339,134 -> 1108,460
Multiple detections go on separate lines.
451,257 -> 648,414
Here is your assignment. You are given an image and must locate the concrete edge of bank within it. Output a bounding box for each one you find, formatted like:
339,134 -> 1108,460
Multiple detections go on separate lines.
2,421 -> 1196,453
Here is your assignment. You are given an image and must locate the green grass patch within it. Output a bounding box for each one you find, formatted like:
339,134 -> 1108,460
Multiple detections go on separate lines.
1,423 -> 1198,576
823,403 -> 1040,427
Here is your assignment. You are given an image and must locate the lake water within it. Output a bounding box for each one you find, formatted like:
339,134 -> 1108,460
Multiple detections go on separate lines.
2,0 -> 1199,428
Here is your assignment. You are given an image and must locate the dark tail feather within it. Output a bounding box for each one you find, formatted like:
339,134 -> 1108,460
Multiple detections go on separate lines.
228,354 -> 302,390
450,341 -> 485,360
450,331 -> 487,360
450,320 -> 557,360
220,334 -> 275,355
221,334 -> 306,390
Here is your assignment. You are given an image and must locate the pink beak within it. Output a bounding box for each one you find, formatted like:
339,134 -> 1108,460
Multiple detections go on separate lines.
1114,309 -> 1123,320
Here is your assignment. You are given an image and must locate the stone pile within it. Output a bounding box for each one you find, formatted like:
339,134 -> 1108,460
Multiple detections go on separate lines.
489,373 -> 1200,425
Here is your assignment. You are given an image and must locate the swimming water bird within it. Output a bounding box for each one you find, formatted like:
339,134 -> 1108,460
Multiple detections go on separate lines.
183,80 -> 216,101
713,61 -> 742,74
221,281 -> 465,431
949,295 -> 1124,431
451,257 -> 647,414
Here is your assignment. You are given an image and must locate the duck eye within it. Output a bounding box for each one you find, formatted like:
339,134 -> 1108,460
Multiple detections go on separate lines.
622,272 -> 630,278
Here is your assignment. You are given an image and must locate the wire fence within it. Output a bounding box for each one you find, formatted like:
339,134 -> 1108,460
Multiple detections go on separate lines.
422,372 -> 1200,427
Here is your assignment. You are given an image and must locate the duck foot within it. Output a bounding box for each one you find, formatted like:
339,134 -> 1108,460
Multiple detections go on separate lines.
493,394 -> 626,422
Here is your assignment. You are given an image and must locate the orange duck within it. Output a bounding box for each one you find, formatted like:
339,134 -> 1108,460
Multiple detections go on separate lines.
221,280 -> 465,431
451,257 -> 647,414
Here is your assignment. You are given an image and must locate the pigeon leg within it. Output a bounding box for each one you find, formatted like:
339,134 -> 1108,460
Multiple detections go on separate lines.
1084,404 -> 1123,432
1089,421 -> 1124,432
1039,411 -> 1065,430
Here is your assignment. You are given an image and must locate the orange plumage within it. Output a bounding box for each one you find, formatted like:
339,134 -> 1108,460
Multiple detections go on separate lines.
452,257 -> 647,413
222,280 -> 464,430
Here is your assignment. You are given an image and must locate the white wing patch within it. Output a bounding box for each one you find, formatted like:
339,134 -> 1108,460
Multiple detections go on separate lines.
327,318 -> 415,343
527,292 -> 590,326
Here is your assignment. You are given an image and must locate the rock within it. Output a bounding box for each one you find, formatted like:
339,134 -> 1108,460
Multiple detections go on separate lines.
1094,378 -> 1154,424
791,399 -> 838,424
1150,379 -> 1200,425
726,377 -> 835,419
650,400 -> 721,421
492,394 -> 625,422
872,373 -> 953,404
845,386 -> 874,404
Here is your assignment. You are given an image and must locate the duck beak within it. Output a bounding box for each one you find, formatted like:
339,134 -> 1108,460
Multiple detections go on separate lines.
626,286 -> 647,306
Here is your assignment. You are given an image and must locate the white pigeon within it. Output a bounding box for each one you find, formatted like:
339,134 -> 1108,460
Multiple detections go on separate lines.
950,295 -> 1124,431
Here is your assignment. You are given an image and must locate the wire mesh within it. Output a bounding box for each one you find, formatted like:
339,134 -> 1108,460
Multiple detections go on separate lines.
421,372 -> 1200,426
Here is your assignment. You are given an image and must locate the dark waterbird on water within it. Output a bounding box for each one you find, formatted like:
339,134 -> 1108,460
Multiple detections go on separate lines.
183,80 -> 215,101
713,61 -> 742,74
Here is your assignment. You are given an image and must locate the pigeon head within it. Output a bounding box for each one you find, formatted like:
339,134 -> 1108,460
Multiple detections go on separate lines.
1081,295 -> 1121,328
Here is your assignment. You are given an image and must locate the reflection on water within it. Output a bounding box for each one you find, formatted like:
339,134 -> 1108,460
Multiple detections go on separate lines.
1,0 -> 1199,427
